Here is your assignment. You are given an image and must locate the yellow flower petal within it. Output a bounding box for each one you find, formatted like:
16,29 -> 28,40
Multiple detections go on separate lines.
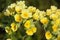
45,31 -> 52,40
50,14 -> 58,20
52,24 -> 58,32
40,17 -> 49,24
14,14 -> 22,22
46,9 -> 52,16
33,13 -> 39,20
21,9 -> 32,19
28,6 -> 36,13
15,6 -> 21,13
24,20 -> 30,29
51,6 -> 57,11
11,23 -> 18,32
31,27 -> 37,33
26,29 -> 33,36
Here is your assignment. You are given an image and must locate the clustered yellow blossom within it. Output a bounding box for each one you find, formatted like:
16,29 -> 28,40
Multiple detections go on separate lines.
26,26 -> 37,36
3,1 -> 60,40
4,1 -> 38,36
45,6 -> 60,40
24,20 -> 37,36
5,22 -> 18,34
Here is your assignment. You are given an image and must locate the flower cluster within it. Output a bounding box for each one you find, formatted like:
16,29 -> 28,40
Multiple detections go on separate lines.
1,1 -> 60,40
4,1 -> 37,36
45,6 -> 60,40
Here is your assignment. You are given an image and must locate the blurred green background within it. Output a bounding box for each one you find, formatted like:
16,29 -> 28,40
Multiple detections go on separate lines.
0,0 -> 60,12
0,0 -> 60,40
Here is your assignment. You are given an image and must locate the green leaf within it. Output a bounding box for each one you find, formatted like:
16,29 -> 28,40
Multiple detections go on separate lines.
25,36 -> 32,40
11,35 -> 17,40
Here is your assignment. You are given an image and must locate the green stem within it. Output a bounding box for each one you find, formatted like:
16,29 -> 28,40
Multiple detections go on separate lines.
22,35 -> 27,40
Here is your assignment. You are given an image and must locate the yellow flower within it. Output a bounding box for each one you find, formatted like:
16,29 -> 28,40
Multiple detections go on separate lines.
51,6 -> 57,12
17,1 -> 25,6
46,9 -> 52,16
52,24 -> 58,32
31,27 -> 37,33
35,9 -> 40,13
11,23 -> 18,32
24,20 -> 31,29
56,9 -> 60,16
21,12 -> 29,19
40,17 -> 48,24
55,19 -> 60,25
5,27 -> 12,34
45,31 -> 52,40
15,6 -> 21,13
39,11 -> 46,19
28,6 -> 36,13
50,14 -> 58,20
33,13 -> 39,20
21,9 -> 32,19
26,29 -> 33,36
51,6 -> 57,13
14,14 -> 22,22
